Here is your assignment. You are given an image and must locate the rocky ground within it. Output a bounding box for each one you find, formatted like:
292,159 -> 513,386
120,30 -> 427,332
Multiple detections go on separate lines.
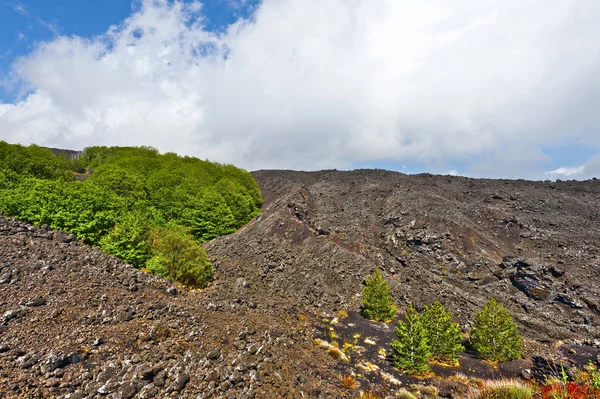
1,169 -> 600,398
0,218 -> 345,398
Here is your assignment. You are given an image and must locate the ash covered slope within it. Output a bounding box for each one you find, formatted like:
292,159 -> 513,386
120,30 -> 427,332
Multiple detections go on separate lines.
206,169 -> 600,341
0,217 -> 340,398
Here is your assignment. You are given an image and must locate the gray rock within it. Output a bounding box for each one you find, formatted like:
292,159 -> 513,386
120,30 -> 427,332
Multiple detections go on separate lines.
173,372 -> 190,391
117,382 -> 138,399
138,384 -> 158,399
153,370 -> 167,387
46,352 -> 70,371
98,378 -> 119,394
25,297 -> 46,307
207,349 -> 221,360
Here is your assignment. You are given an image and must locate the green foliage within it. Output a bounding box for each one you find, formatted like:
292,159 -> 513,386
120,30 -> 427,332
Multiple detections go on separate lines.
421,302 -> 464,363
99,209 -> 158,267
0,141 -> 261,287
470,299 -> 523,361
0,142 -> 71,182
362,268 -> 396,322
147,225 -> 213,288
86,165 -> 149,202
390,304 -> 430,375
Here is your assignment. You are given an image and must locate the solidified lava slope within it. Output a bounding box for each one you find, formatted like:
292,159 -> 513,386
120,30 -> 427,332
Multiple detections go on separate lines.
1,169 -> 600,398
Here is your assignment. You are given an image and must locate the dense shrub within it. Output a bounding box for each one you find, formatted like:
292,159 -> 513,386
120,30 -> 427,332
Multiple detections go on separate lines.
470,299 -> 523,361
362,268 -> 396,322
147,226 -> 213,288
0,141 -> 262,288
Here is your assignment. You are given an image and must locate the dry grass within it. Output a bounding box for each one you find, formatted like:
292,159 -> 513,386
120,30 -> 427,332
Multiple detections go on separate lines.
409,384 -> 439,399
358,392 -> 381,399
357,361 -> 380,373
328,346 -> 345,360
341,374 -> 357,389
342,340 -> 355,354
328,328 -> 338,341
395,390 -> 417,399
381,371 -> 402,386
314,338 -> 350,361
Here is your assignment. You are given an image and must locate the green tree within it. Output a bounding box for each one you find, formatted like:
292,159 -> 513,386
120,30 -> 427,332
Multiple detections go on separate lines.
421,302 -> 464,363
147,225 -> 213,288
183,189 -> 237,241
470,298 -> 523,361
390,303 -> 430,375
362,268 -> 396,321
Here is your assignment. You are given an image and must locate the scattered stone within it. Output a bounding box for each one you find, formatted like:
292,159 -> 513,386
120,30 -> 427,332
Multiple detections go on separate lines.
25,297 -> 46,307
173,372 -> 190,391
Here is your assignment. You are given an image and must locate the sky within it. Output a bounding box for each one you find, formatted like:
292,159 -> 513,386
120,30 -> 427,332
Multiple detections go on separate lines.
0,0 -> 599,180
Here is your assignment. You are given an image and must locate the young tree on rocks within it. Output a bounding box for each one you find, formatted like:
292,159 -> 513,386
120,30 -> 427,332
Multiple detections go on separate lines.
390,303 -> 430,375
362,268 -> 396,321
421,302 -> 464,364
470,298 -> 523,361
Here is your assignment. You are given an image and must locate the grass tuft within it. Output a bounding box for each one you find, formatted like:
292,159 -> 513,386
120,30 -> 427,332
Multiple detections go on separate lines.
341,374 -> 357,389
467,379 -> 534,399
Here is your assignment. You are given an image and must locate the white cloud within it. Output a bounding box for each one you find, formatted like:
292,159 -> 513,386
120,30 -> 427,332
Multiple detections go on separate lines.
545,155 -> 600,179
13,3 -> 28,16
545,165 -> 586,177
1,0 -> 600,176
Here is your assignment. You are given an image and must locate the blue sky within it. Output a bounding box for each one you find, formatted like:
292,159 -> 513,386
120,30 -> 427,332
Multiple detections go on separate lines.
0,0 -> 258,99
0,1 -> 131,83
0,0 -> 599,179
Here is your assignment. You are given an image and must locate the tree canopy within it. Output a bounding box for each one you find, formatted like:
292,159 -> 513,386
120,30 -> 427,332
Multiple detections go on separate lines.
0,142 -> 262,288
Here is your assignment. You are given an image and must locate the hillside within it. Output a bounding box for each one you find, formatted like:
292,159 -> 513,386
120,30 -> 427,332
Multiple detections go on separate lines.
1,169 -> 600,398
209,170 -> 600,341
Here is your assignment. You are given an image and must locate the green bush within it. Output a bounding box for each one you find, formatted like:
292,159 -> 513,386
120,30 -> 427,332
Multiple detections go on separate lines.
390,303 -> 430,375
470,299 -> 523,361
362,268 -> 396,322
147,226 -> 213,288
421,302 -> 464,363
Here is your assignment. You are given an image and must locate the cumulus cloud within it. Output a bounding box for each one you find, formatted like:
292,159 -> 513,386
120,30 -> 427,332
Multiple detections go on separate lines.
1,0 -> 600,176
545,155 -> 600,179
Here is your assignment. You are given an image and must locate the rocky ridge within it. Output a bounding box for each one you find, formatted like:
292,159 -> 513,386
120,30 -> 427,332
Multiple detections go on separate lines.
207,170 -> 600,342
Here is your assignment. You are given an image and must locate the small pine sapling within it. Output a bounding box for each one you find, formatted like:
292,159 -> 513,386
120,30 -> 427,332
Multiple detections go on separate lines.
470,298 -> 523,361
390,303 -> 430,375
362,268 -> 396,322
421,301 -> 464,363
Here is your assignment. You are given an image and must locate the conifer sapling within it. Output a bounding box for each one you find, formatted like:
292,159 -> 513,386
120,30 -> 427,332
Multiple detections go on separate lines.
390,303 -> 430,375
470,298 -> 523,361
421,302 -> 464,363
362,268 -> 396,322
